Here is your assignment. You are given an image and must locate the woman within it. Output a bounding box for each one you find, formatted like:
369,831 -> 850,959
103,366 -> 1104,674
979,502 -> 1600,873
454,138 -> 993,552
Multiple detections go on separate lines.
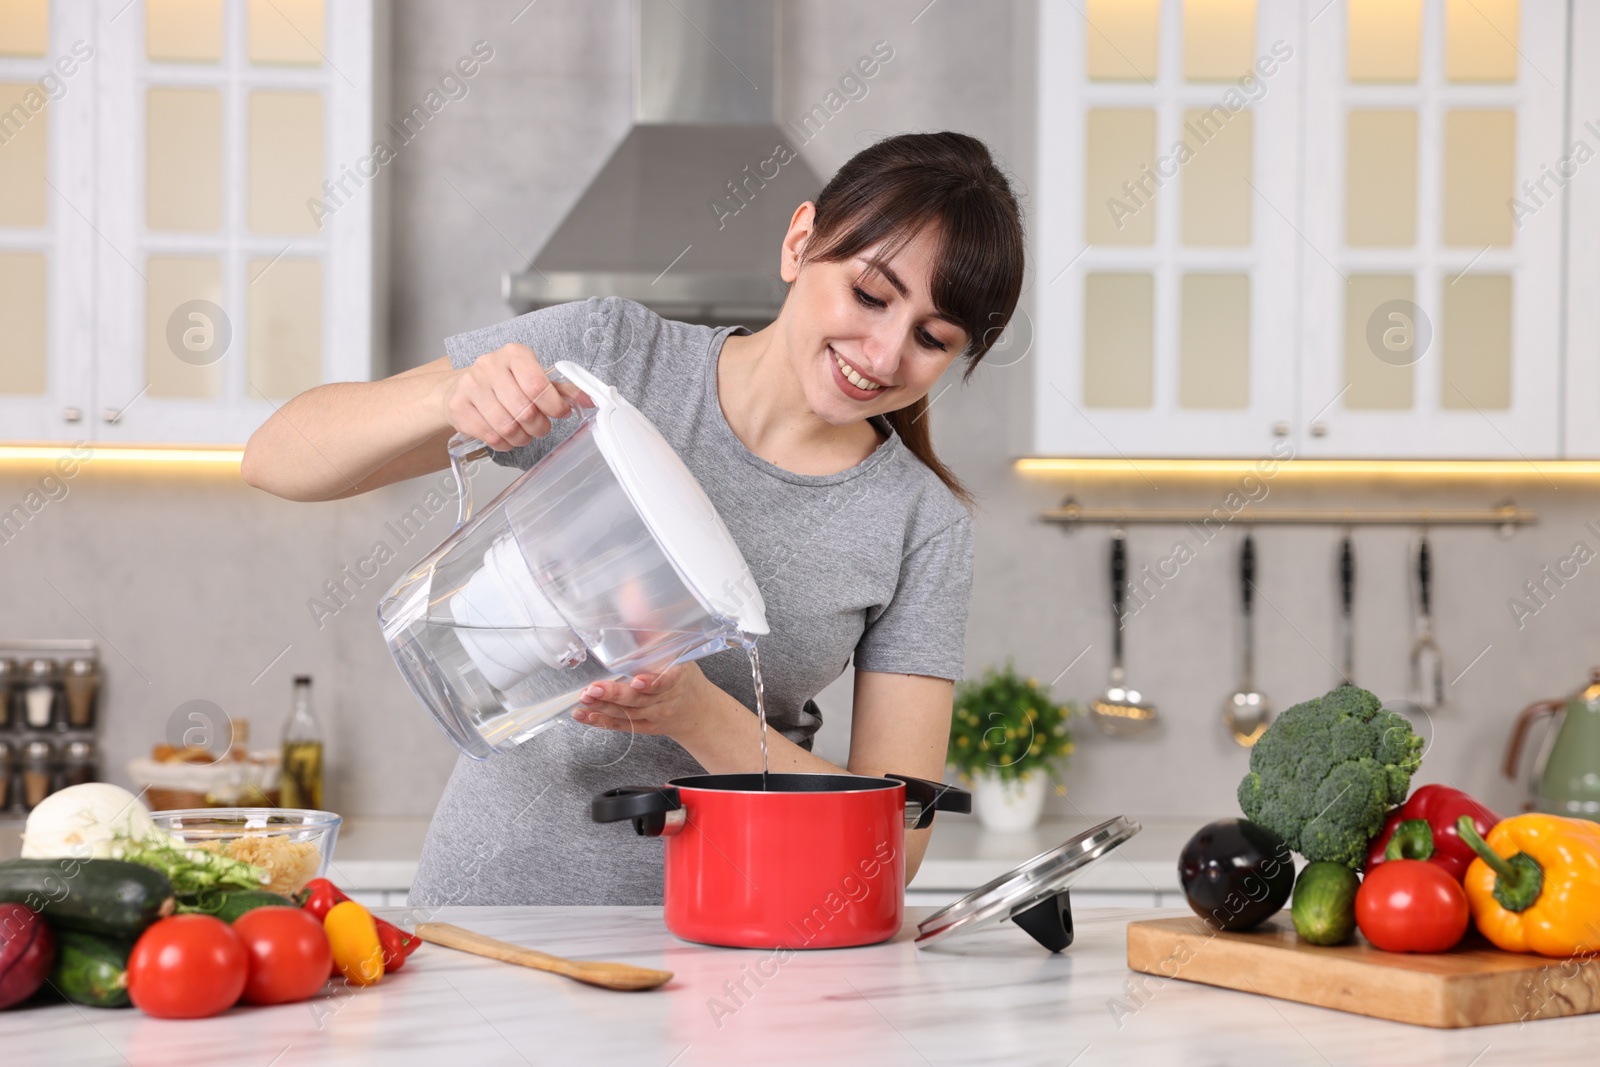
242,131 -> 1025,906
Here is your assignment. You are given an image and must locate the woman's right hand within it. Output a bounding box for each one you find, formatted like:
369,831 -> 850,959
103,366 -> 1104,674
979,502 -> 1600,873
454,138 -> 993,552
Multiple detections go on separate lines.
439,343 -> 591,452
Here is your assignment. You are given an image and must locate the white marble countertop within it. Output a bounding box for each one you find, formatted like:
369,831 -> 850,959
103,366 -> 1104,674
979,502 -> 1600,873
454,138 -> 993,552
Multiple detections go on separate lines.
3,905 -> 1589,1066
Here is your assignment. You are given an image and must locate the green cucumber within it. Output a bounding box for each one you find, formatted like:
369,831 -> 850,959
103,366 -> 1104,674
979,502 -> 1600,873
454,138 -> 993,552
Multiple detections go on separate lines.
1291,861 -> 1361,946
0,859 -> 175,938
182,889 -> 295,923
50,931 -> 133,1008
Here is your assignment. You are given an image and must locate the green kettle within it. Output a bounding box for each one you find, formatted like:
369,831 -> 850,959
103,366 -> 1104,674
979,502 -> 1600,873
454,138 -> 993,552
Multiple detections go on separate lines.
1504,668 -> 1600,822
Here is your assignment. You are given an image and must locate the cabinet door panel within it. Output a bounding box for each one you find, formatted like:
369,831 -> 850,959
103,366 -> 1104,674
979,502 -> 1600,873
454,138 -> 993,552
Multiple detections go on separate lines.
1034,0 -> 1299,458
91,0 -> 374,446
1296,0 -> 1562,458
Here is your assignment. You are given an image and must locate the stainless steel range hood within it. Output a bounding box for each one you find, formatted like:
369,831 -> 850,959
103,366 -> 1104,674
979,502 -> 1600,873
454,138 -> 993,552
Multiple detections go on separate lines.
503,0 -> 825,327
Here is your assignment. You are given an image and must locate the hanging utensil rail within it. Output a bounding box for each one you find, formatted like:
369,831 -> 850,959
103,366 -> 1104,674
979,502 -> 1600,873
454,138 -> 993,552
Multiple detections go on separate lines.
1042,499 -> 1535,529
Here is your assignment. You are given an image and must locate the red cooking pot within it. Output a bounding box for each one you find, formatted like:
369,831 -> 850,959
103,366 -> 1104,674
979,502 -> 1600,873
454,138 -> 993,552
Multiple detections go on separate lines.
591,772 -> 970,949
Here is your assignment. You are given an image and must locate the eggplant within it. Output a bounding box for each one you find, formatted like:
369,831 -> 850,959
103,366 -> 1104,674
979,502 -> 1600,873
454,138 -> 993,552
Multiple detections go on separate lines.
0,903 -> 56,1010
1178,818 -> 1295,931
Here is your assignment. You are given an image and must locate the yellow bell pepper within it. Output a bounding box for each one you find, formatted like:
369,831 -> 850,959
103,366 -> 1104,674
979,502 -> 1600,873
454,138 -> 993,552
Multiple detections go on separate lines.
1456,813 -> 1600,957
324,900 -> 385,986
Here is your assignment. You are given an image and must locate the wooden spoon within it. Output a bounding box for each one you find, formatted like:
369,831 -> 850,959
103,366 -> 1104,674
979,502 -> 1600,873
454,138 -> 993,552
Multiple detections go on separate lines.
414,923 -> 673,991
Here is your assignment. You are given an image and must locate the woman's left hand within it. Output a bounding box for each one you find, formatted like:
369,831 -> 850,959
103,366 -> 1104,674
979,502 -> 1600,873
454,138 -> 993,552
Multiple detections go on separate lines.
571,662 -> 721,741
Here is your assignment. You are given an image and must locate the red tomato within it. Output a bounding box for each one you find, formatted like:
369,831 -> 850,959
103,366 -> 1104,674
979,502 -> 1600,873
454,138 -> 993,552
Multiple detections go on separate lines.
232,907 -> 334,1005
1355,859 -> 1470,953
127,915 -> 248,1019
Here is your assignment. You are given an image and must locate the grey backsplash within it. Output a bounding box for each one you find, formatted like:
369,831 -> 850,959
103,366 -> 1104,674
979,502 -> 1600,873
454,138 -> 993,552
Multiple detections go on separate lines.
4,1 -> 1594,821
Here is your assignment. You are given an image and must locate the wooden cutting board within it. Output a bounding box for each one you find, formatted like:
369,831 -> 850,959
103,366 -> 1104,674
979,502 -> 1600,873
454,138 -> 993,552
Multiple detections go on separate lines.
1126,916 -> 1600,1028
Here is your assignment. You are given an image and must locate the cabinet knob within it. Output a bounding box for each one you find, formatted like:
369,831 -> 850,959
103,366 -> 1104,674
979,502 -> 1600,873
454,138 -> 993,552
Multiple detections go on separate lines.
102,408 -> 122,425
1271,421 -> 1290,437
62,407 -> 82,423
1310,421 -> 1328,437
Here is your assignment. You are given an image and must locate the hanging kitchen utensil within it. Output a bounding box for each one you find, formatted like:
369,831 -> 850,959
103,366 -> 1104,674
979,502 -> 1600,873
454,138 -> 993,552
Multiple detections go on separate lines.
1338,534 -> 1356,687
1090,531 -> 1157,735
915,816 -> 1142,951
1504,668 -> 1600,820
413,923 -> 673,991
1408,533 -> 1445,711
1224,534 -> 1271,747
591,771 -> 970,949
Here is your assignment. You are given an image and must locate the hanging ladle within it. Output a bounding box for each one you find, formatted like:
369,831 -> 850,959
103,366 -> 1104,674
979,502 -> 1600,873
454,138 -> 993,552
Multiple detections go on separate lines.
1224,533 -> 1272,746
1090,530 -> 1158,735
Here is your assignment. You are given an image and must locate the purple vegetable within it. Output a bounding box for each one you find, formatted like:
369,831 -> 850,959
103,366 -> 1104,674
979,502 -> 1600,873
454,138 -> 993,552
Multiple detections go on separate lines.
0,903 -> 55,1009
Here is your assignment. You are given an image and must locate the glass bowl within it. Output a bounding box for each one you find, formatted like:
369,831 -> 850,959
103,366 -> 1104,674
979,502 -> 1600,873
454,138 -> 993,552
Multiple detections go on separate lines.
150,808 -> 342,897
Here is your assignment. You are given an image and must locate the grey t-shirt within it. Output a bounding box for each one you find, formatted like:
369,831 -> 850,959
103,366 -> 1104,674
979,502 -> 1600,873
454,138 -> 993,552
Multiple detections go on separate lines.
407,297 -> 973,907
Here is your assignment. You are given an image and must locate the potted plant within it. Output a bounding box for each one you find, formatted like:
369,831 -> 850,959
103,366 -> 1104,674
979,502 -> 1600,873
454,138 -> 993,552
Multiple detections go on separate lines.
947,662 -> 1076,832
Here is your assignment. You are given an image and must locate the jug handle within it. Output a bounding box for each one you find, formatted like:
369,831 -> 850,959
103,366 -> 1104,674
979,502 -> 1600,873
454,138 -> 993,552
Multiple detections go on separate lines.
444,375 -> 600,529
446,433 -> 492,529
1504,699 -> 1563,780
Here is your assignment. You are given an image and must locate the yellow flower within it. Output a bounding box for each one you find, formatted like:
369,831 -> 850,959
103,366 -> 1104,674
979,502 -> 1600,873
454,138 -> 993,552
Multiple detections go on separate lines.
999,754 -> 1013,765
957,736 -> 970,748
979,740 -> 989,751
1026,708 -> 1037,721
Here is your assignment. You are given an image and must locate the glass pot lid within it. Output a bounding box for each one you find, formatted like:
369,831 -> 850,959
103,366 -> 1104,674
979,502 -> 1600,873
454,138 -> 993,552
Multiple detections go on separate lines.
914,816 -> 1141,952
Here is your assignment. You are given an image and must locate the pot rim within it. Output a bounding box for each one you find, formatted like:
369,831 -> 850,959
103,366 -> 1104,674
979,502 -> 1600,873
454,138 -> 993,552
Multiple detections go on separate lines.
666,772 -> 903,796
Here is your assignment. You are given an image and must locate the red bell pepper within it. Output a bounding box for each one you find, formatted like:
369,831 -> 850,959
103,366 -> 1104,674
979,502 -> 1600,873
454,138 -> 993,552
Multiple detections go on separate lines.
376,921 -> 419,972
296,878 -> 350,922
298,878 -> 420,972
1366,784 -> 1500,882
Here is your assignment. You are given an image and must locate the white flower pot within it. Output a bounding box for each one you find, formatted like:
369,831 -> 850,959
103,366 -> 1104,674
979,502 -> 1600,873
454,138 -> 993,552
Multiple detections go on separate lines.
971,771 -> 1048,832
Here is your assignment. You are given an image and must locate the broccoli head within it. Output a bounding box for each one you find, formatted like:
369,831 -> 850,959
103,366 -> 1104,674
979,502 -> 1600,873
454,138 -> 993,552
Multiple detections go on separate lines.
1236,684 -> 1422,867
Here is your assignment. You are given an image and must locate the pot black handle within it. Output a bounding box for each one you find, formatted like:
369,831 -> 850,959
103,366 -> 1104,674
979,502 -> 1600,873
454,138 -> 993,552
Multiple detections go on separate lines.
590,786 -> 681,837
888,773 -> 972,830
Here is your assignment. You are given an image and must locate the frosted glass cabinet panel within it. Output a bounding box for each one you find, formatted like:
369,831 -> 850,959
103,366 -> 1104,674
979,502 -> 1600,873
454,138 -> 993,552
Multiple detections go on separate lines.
1084,109 -> 1158,246
1182,0 -> 1257,82
1344,111 -> 1417,247
0,2 -> 48,57
145,0 -> 224,62
0,82 -> 49,227
247,90 -> 324,235
1082,273 -> 1155,408
0,252 -> 48,395
1445,0 -> 1519,82
1085,0 -> 1160,82
1347,0 -> 1422,82
145,87 -> 224,232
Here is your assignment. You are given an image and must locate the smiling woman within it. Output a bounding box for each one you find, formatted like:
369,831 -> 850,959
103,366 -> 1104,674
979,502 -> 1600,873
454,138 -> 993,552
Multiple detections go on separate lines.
242,131 -> 1025,907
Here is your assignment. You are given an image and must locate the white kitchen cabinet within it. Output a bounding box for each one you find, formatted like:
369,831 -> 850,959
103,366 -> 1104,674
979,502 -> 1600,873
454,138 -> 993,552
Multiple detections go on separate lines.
0,0 -> 378,447
1033,0 -> 1574,460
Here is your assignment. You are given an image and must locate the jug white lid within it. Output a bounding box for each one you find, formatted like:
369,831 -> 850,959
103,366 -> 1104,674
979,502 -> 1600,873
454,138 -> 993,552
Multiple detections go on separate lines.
553,360 -> 769,637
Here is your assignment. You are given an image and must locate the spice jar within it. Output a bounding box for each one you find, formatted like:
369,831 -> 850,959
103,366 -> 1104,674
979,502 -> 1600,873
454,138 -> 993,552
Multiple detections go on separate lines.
62,738 -> 97,788
22,658 -> 60,730
62,657 -> 99,729
21,739 -> 53,810
0,658 -> 16,730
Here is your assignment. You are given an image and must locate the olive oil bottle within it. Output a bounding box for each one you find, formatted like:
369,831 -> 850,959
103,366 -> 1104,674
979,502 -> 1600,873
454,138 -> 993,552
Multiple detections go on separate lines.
280,675 -> 324,809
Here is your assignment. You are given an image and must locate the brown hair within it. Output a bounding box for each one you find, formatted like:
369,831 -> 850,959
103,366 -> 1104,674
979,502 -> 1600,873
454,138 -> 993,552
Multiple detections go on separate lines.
798,131 -> 1025,508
